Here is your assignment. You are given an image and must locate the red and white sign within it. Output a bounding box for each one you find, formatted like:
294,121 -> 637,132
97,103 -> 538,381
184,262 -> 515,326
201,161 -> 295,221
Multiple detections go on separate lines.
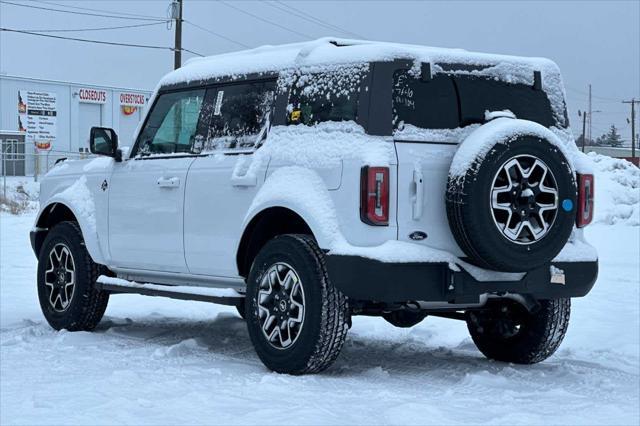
78,88 -> 107,104
119,92 -> 146,106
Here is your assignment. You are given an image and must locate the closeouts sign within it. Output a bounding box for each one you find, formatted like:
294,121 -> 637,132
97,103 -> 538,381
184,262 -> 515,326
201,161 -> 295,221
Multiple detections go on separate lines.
78,88 -> 107,104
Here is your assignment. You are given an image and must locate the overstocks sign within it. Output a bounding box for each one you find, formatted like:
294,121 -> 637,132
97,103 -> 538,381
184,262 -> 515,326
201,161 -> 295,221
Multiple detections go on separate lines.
78,88 -> 107,104
18,90 -> 57,151
119,92 -> 146,106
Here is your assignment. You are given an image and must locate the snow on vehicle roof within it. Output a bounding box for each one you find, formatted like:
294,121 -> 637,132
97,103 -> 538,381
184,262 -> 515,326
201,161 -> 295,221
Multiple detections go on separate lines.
159,37 -> 561,88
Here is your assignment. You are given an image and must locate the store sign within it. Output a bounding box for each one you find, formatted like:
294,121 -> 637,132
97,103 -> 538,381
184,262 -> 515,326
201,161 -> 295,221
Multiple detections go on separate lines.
119,92 -> 146,106
18,90 -> 57,151
78,88 -> 107,104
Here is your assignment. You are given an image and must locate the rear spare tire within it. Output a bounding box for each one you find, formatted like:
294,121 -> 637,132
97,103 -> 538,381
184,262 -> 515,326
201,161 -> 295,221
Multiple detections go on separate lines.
446,131 -> 576,272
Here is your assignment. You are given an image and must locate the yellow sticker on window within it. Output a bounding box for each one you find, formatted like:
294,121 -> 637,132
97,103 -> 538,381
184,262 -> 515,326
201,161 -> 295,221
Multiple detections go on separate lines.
290,109 -> 301,122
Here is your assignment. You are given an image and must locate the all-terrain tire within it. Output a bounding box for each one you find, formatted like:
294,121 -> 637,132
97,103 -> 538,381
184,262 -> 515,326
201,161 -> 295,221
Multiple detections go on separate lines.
246,234 -> 349,374
466,298 -> 570,364
446,135 -> 577,272
383,310 -> 427,328
37,221 -> 109,331
236,297 -> 246,320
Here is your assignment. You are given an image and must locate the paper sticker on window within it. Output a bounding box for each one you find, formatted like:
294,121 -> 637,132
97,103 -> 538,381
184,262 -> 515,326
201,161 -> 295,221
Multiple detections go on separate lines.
290,109 -> 301,123
214,91 -> 224,116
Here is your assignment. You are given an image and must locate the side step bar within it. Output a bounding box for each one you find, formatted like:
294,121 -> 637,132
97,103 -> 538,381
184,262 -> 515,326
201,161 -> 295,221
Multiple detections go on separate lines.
96,276 -> 244,306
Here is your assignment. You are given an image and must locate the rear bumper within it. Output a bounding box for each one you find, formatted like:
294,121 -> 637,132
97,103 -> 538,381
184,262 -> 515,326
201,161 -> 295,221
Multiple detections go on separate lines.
326,255 -> 598,303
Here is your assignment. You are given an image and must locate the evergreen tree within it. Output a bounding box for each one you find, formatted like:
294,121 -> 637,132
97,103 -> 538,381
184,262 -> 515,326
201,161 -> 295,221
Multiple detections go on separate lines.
600,125 -> 623,147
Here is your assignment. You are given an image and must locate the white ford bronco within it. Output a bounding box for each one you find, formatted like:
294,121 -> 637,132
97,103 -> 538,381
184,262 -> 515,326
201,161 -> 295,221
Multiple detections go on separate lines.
31,39 -> 598,374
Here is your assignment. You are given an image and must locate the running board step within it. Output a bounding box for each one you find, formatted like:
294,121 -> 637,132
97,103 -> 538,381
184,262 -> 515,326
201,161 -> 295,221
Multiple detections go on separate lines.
96,276 -> 244,306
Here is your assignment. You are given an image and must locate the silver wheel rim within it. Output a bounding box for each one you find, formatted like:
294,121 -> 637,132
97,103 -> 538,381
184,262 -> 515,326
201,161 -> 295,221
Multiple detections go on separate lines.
490,154 -> 559,244
44,243 -> 76,312
257,262 -> 305,350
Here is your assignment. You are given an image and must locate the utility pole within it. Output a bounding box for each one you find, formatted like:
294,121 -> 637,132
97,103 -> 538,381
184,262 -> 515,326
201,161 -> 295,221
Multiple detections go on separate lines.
589,83 -> 593,141
579,110 -> 587,153
173,0 -> 183,70
622,98 -> 639,160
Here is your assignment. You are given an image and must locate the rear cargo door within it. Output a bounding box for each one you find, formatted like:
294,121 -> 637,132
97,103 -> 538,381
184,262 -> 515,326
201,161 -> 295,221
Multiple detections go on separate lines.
392,69 -> 464,255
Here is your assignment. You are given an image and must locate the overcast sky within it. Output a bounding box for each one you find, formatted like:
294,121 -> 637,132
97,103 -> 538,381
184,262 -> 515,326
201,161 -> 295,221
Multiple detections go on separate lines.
1,0 -> 639,141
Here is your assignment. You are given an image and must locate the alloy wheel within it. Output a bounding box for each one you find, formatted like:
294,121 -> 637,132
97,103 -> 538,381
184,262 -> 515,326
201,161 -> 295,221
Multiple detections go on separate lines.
490,155 -> 559,244
257,262 -> 306,350
44,243 -> 76,312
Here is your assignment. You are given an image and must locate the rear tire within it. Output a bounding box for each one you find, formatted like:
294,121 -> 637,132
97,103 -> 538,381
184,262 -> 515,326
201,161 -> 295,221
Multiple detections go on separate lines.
246,234 -> 349,374
37,221 -> 109,331
466,298 -> 570,364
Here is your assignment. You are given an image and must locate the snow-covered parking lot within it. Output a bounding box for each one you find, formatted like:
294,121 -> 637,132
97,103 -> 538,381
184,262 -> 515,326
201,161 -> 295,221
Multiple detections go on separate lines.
1,154 -> 639,425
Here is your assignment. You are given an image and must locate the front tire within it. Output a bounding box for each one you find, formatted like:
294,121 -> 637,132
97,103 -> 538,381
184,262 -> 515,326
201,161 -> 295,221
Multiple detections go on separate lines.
246,234 -> 349,374
37,221 -> 109,331
466,298 -> 570,364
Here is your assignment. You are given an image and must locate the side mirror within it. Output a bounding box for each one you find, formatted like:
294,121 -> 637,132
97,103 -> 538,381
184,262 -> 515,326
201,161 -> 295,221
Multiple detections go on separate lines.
90,127 -> 122,161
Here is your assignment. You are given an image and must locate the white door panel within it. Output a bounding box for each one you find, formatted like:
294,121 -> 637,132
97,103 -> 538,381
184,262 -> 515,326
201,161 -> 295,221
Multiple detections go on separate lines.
108,157 -> 195,272
184,153 -> 267,277
395,142 -> 464,256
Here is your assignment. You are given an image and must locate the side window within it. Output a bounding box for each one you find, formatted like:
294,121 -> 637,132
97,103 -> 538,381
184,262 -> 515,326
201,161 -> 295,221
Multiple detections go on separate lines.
392,70 -> 459,130
198,81 -> 276,152
454,75 -> 555,128
135,88 -> 205,156
287,70 -> 363,126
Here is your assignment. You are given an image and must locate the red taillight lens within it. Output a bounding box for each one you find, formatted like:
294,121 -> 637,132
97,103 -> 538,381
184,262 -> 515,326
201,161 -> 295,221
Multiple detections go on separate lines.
360,166 -> 389,226
576,173 -> 594,228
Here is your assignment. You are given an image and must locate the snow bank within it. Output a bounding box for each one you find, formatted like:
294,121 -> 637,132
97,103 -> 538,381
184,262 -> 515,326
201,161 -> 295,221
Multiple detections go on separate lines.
0,177 -> 39,214
586,152 -> 640,226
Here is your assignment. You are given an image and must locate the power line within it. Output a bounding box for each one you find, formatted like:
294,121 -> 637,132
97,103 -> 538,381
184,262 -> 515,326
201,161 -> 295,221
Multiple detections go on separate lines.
266,1 -> 364,39
184,20 -> 250,49
28,0 -> 167,20
218,0 -> 314,40
0,1 -> 166,22
19,21 -> 169,33
0,27 -> 203,56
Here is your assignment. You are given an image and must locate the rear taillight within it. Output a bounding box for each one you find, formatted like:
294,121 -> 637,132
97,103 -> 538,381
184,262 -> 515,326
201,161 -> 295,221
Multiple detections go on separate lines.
360,166 -> 389,226
576,173 -> 594,227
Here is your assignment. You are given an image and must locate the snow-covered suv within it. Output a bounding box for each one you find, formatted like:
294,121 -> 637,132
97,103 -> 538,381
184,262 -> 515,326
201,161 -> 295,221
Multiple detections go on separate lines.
31,39 -> 598,374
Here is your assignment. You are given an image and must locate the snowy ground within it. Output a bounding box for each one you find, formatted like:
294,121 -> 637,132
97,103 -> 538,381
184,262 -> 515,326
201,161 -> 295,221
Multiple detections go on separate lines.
1,213 -> 638,425
1,154 -> 640,425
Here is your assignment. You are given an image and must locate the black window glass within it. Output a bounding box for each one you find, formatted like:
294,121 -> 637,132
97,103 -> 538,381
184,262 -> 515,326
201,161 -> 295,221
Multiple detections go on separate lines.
199,81 -> 276,151
288,71 -> 361,125
135,89 -> 205,156
392,70 -> 459,130
454,75 -> 555,128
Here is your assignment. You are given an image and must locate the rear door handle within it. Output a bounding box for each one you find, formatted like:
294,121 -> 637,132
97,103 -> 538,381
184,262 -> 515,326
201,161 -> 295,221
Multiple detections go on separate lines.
231,174 -> 257,187
412,169 -> 424,220
157,177 -> 180,188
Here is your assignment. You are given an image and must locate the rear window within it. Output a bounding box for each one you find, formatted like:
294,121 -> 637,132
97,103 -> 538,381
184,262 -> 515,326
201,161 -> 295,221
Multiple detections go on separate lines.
392,69 -> 558,132
454,75 -> 555,128
393,71 -> 459,130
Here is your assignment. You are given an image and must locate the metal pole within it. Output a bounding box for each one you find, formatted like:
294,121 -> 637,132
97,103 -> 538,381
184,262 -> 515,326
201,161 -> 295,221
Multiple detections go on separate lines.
174,0 -> 183,70
588,84 -> 592,143
581,111 -> 587,153
623,98 -> 639,161
2,142 -> 6,200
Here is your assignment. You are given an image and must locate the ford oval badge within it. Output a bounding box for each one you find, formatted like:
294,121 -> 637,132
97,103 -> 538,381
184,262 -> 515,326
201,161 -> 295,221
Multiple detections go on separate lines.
409,231 -> 427,241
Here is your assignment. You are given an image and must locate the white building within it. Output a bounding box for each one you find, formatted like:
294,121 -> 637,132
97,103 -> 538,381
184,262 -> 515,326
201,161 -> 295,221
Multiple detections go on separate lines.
1,74 -> 151,176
